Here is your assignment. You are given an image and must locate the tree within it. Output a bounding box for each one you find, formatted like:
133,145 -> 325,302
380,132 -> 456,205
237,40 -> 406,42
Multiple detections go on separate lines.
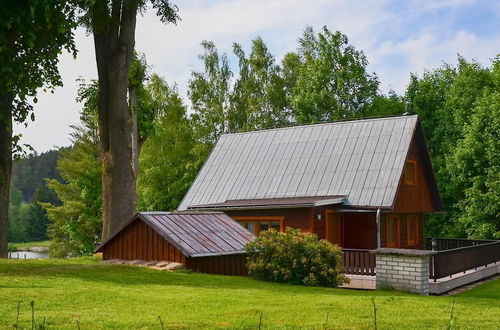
292,26 -> 379,124
0,0 -> 76,257
77,0 -> 179,239
447,57 -> 500,239
231,38 -> 289,131
406,57 -> 497,237
137,75 -> 196,211
41,83 -> 102,256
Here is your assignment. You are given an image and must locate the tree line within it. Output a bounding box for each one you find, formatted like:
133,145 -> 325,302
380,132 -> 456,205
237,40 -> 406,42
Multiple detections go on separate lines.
1,1 -> 498,258
7,27 -> 499,256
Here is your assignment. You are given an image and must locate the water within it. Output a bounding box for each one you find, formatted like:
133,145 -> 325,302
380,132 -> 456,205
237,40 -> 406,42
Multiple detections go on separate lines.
8,251 -> 49,259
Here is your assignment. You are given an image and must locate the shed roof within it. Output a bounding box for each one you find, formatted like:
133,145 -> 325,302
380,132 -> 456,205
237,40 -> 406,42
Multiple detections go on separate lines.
95,212 -> 255,257
179,115 -> 429,210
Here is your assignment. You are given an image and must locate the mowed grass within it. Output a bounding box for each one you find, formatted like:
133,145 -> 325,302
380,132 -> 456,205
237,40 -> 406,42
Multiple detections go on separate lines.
0,258 -> 499,329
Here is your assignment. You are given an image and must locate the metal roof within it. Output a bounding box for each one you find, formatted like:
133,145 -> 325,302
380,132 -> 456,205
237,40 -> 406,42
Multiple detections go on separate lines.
96,212 -> 255,258
178,115 -> 419,211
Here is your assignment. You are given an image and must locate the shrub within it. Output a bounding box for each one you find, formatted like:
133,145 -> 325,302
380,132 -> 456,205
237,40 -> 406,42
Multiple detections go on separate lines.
244,228 -> 349,287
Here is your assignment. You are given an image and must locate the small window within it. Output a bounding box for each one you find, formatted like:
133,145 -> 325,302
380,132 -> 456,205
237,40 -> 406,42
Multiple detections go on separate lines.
407,215 -> 419,246
236,219 -> 282,236
404,160 -> 417,185
386,215 -> 400,248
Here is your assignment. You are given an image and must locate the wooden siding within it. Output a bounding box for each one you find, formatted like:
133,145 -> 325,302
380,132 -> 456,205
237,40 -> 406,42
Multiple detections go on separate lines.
393,140 -> 436,213
186,254 -> 248,276
102,219 -> 186,263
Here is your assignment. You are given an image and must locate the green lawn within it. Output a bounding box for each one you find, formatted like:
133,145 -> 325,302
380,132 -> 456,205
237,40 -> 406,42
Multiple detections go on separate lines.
0,258 -> 498,329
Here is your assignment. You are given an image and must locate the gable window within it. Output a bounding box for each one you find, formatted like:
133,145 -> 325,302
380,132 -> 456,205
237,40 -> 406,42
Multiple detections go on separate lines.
407,214 -> 419,246
234,217 -> 283,236
386,215 -> 400,248
404,160 -> 417,185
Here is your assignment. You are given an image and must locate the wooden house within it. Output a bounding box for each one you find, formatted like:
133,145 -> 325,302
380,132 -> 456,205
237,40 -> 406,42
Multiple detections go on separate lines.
178,115 -> 443,250
95,212 -> 254,275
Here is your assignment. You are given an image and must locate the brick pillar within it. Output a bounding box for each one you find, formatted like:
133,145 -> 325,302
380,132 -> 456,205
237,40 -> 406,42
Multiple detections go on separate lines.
371,248 -> 437,295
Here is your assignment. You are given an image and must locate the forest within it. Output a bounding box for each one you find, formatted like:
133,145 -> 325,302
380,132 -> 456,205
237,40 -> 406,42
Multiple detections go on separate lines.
7,26 -> 499,256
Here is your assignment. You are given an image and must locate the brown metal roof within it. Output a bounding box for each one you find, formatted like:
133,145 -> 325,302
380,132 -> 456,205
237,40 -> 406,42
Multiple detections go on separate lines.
188,196 -> 347,210
95,212 -> 255,257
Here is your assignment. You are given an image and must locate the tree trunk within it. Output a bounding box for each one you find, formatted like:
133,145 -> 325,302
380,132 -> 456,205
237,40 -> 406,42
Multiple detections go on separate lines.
93,0 -> 139,240
0,93 -> 13,258
130,86 -> 140,179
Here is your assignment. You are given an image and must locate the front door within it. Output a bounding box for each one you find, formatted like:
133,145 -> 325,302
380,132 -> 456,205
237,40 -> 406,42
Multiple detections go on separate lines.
326,211 -> 342,246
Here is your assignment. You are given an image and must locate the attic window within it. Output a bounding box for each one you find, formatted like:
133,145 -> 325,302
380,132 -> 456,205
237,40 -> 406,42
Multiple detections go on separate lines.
404,160 -> 417,186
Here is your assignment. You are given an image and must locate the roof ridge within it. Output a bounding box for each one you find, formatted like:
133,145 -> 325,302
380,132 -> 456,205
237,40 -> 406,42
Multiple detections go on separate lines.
221,114 -> 418,137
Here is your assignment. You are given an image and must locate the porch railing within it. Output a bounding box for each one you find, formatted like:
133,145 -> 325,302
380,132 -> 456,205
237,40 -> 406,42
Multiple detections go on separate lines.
342,249 -> 375,276
429,240 -> 500,281
425,237 -> 496,251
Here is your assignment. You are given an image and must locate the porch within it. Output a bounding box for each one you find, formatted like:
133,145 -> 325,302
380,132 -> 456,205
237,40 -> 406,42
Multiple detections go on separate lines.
341,237 -> 500,294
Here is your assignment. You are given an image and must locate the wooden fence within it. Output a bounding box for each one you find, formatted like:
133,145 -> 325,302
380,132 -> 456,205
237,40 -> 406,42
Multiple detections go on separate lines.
425,237 -> 496,251
342,249 -> 376,276
429,240 -> 500,281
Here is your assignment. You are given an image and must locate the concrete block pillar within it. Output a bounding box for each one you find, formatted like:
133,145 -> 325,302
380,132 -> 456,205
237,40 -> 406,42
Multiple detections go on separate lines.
371,248 -> 437,295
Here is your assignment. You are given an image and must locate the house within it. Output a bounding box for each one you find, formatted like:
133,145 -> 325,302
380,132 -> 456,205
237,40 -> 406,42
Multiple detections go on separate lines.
95,211 -> 254,276
178,115 -> 443,250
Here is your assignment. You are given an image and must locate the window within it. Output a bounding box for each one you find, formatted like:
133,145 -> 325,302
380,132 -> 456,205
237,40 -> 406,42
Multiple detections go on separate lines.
407,214 -> 419,246
234,217 -> 283,236
386,215 -> 400,248
404,160 -> 417,185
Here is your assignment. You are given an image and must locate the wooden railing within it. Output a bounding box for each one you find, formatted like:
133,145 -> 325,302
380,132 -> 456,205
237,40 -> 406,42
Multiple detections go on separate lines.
425,237 -> 496,251
342,249 -> 376,276
429,240 -> 500,281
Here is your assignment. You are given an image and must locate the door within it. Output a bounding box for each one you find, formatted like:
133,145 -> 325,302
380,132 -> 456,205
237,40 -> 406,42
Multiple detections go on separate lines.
326,211 -> 342,246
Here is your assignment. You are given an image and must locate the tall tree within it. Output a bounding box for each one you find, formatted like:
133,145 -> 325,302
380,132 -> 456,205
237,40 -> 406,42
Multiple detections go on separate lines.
231,38 -> 289,131
78,0 -> 179,239
189,41 -> 233,164
0,0 -> 76,257
42,82 -> 102,256
137,75 -> 196,211
292,26 -> 379,124
406,57 -> 496,238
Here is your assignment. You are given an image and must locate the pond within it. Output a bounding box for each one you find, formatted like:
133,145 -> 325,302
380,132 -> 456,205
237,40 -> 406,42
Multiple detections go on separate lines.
8,251 -> 49,259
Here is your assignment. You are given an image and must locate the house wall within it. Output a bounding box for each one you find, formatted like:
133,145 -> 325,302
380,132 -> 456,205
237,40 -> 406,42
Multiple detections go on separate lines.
393,140 -> 436,213
342,213 -> 377,249
102,219 -> 186,263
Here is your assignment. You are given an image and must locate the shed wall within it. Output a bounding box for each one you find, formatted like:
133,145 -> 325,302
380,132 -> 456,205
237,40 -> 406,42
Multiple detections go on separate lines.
102,219 -> 186,263
187,254 -> 248,276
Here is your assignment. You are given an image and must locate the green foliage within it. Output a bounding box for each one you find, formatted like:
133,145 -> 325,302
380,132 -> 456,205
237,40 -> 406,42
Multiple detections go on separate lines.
448,58 -> 500,238
245,228 -> 348,287
41,83 -> 102,257
0,0 -> 76,128
292,26 -> 379,124
406,56 -> 499,238
137,75 -> 196,211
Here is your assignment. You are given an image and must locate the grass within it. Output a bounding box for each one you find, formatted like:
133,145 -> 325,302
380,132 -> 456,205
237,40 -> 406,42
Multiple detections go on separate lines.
0,258 -> 499,329
7,241 -> 51,252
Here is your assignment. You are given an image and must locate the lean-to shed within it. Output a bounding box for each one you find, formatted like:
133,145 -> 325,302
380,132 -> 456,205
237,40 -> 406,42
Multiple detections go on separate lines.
95,212 -> 255,275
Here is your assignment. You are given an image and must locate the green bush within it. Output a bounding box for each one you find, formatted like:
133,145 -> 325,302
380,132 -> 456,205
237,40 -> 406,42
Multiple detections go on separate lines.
7,243 -> 18,252
244,228 -> 349,287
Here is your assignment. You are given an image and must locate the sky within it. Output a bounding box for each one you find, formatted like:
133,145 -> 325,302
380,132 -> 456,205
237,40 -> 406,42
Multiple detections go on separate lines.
14,0 -> 500,153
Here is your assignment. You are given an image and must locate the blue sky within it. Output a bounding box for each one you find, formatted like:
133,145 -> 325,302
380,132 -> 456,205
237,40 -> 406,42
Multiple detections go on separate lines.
15,0 -> 500,152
